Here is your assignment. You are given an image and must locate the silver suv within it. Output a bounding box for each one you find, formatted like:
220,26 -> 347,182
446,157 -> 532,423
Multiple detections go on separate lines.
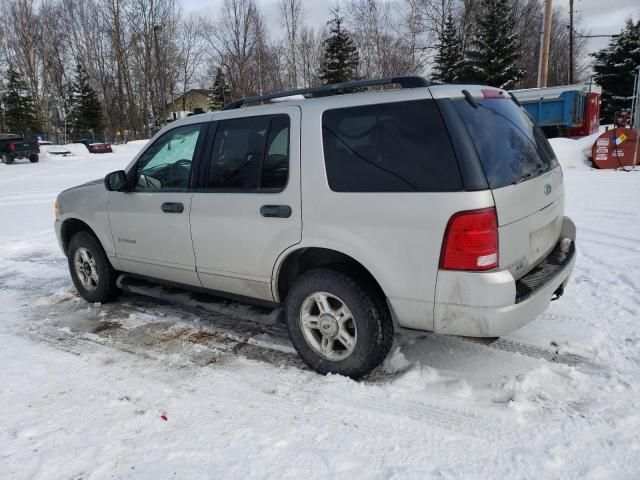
54,77 -> 576,378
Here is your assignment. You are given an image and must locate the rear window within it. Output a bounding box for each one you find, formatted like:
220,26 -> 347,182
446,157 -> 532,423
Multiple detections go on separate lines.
322,100 -> 462,192
453,98 -> 558,189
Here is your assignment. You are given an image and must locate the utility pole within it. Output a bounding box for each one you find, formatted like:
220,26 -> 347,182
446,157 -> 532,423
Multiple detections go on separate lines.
537,0 -> 553,87
569,0 -> 574,84
153,24 -> 166,127
632,66 -> 640,168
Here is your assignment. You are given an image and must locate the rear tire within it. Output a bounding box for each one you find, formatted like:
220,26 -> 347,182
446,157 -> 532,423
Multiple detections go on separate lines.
29,154 -> 39,163
2,153 -> 13,164
284,267 -> 394,379
67,231 -> 121,303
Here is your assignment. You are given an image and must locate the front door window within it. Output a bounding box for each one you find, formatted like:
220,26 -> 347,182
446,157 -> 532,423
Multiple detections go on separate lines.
134,123 -> 205,191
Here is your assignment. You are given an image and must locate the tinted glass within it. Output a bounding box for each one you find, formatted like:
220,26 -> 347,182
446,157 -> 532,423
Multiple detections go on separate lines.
322,100 -> 462,192
207,114 -> 289,191
453,98 -> 558,189
134,123 -> 204,191
262,115 -> 290,189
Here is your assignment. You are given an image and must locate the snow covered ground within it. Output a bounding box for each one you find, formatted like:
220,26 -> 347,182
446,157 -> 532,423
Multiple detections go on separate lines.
1,135 -> 639,479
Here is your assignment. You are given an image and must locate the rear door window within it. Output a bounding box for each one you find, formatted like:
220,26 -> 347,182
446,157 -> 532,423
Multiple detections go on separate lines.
322,100 -> 462,192
453,98 -> 558,189
207,114 -> 290,191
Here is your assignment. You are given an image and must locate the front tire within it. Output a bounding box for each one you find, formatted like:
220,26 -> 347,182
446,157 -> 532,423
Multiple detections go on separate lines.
285,268 -> 394,379
29,154 -> 39,163
67,231 -> 121,303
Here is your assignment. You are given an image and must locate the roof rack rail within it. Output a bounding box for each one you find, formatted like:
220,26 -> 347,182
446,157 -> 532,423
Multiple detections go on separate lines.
222,76 -> 431,110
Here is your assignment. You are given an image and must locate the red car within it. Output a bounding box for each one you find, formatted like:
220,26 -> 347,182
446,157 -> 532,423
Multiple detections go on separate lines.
88,142 -> 113,153
76,139 -> 113,154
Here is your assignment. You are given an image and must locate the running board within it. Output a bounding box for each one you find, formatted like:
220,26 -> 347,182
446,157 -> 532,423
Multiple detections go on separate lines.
116,274 -> 285,326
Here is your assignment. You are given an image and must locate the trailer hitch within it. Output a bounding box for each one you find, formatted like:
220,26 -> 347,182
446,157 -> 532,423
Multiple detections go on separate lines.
551,284 -> 565,301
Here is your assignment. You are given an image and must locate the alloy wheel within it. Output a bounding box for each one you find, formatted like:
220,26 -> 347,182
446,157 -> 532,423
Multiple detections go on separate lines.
299,292 -> 357,361
74,247 -> 99,291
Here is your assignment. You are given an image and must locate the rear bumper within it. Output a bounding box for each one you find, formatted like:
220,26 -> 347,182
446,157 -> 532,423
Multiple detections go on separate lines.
11,150 -> 38,159
433,216 -> 576,337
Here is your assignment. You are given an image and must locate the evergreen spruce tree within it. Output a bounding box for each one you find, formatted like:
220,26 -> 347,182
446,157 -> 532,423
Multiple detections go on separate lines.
457,0 -> 524,89
319,10 -> 359,85
592,19 -> 640,123
208,67 -> 229,111
2,65 -> 41,135
432,15 -> 463,83
69,63 -> 104,139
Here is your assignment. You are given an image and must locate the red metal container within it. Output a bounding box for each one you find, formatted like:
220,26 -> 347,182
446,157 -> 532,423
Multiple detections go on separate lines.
566,92 -> 601,137
591,127 -> 640,169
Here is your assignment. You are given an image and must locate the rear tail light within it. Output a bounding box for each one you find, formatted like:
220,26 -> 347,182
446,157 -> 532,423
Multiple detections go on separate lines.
8,143 -> 15,152
440,207 -> 499,271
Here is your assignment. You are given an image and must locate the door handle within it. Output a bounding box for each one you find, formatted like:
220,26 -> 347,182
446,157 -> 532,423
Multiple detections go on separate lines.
260,205 -> 292,218
161,202 -> 184,214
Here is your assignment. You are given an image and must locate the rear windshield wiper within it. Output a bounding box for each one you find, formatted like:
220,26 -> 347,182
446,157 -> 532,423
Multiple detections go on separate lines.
512,166 -> 548,185
512,172 -> 534,185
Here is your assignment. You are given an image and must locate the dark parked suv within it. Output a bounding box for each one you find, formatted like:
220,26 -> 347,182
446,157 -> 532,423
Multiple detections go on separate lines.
0,134 -> 39,164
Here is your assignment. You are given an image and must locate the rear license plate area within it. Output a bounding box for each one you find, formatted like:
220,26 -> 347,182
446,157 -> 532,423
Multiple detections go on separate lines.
530,217 -> 561,260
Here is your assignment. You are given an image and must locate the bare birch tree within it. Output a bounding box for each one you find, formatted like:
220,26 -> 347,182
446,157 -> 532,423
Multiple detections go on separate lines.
279,0 -> 303,88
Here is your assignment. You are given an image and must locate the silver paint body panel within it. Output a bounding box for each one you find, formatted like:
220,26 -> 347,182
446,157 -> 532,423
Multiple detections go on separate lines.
55,86 -> 575,337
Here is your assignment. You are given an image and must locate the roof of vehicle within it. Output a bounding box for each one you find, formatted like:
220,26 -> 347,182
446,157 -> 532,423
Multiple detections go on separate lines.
222,76 -> 433,110
0,133 -> 24,140
159,78 -> 509,134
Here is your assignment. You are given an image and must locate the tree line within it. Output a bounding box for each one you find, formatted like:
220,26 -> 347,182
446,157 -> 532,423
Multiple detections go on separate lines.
0,0 -> 593,142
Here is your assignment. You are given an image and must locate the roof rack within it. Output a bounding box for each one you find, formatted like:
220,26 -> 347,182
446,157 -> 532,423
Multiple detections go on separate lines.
222,76 -> 432,110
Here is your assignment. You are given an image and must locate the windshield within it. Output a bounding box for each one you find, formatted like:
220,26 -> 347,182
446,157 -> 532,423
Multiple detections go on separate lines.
453,98 -> 558,189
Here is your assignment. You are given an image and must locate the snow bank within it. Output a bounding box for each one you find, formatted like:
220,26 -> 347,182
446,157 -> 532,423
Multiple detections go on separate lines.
59,142 -> 92,157
548,131 -> 604,170
39,140 -> 149,160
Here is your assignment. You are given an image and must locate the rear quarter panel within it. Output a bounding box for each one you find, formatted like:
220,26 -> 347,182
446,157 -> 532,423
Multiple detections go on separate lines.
296,90 -> 495,331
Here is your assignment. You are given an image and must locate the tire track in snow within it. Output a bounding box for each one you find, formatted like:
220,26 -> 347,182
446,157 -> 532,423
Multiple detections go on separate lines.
579,227 -> 639,246
579,248 -> 640,312
483,338 -> 600,373
22,288 -> 517,440
25,323 -> 515,441
334,391 -> 513,440
8,249 -> 598,440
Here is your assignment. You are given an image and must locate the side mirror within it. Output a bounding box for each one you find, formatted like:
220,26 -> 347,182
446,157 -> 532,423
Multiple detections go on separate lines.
104,170 -> 129,192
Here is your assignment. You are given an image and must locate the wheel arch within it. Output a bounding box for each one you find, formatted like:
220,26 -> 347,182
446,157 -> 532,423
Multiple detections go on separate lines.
274,247 -> 389,304
60,218 -> 99,255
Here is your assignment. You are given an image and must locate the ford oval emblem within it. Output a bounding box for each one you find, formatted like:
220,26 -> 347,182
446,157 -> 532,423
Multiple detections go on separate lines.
544,184 -> 552,195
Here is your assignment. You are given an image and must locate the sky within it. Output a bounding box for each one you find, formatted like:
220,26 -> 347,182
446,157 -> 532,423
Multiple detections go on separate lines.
576,0 -> 640,52
183,0 -> 331,33
182,0 -> 640,55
